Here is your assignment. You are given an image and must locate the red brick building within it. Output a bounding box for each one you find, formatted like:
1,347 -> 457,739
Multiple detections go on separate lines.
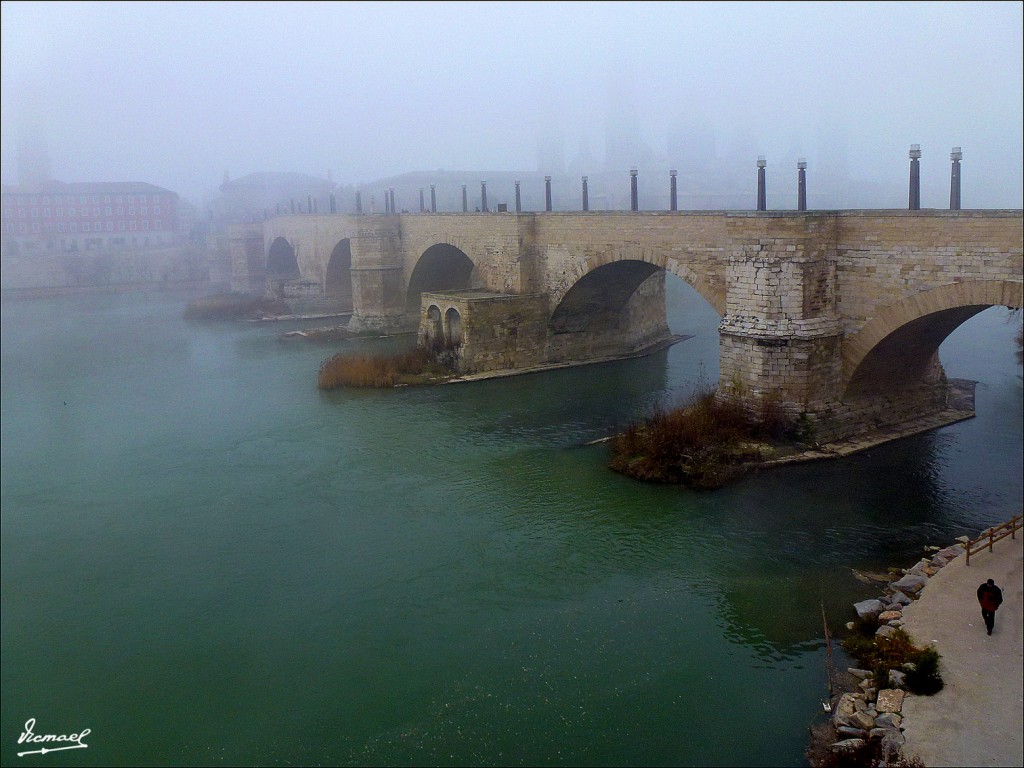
1,180 -> 183,256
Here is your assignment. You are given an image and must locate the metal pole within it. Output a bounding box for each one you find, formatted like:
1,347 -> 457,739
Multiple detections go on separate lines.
630,168 -> 638,211
756,156 -> 766,211
950,147 -> 962,210
909,144 -> 921,210
481,181 -> 487,212
582,176 -> 589,211
419,188 -> 425,213
355,191 -> 362,215
462,184 -> 468,212
430,184 -> 436,213
545,176 -> 552,211
797,159 -> 807,211
515,181 -> 521,212
670,169 -> 677,211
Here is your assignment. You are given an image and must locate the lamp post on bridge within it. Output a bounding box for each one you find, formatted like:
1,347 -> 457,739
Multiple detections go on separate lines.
355,191 -> 362,215
545,176 -> 552,211
515,181 -> 521,213
629,168 -> 639,211
462,184 -> 468,213
582,176 -> 589,211
797,159 -> 807,211
481,180 -> 488,212
670,169 -> 678,211
430,184 -> 436,213
756,156 -> 767,211
908,144 -> 921,210
419,188 -> 425,213
950,147 -> 962,210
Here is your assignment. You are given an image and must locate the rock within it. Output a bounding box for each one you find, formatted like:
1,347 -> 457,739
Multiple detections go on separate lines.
853,697 -> 869,712
891,573 -> 929,594
848,667 -> 873,680
832,692 -> 859,726
864,687 -> 877,702
869,726 -> 903,741
854,598 -> 886,622
876,689 -> 906,713
888,669 -> 907,688
859,678 -> 874,690
850,710 -> 876,730
907,560 -> 931,576
955,535 -> 970,544
887,619 -> 904,627
889,590 -> 912,606
876,712 -> 903,729
876,624 -> 898,638
845,621 -> 856,631
837,725 -> 867,738
831,738 -> 866,753
878,610 -> 902,622
881,730 -> 906,751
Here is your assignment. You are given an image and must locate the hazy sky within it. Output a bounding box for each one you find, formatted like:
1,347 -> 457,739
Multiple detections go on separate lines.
2,1 -> 1022,206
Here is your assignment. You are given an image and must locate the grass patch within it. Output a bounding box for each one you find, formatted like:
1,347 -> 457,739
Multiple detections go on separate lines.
185,293 -> 290,320
608,389 -> 803,489
841,627 -> 943,695
318,338 -> 460,389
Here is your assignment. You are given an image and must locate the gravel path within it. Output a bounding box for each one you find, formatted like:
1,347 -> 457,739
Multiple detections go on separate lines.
899,534 -> 1023,767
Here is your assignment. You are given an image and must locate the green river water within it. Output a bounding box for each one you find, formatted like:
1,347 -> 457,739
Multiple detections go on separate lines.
1,280 -> 1021,766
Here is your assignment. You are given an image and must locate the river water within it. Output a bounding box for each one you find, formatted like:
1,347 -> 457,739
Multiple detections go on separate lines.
1,281 -> 1021,766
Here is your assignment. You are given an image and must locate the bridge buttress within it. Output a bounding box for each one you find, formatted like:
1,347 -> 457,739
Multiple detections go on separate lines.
348,218 -> 407,333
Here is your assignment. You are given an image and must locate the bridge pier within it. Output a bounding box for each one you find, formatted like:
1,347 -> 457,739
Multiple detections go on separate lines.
347,218 -> 408,332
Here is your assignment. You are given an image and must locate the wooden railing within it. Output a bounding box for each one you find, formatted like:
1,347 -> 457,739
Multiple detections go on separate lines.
965,513 -> 1023,565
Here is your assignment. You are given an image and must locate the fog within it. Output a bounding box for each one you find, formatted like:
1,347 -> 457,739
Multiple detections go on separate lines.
2,1 -> 1022,208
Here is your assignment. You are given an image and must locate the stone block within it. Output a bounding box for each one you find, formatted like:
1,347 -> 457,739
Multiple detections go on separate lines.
875,689 -> 905,714
853,598 -> 885,622
891,573 -> 929,594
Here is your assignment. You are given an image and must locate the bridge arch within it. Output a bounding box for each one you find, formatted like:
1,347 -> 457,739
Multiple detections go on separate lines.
267,236 -> 299,278
841,279 -> 1023,398
406,243 -> 479,312
325,238 -> 353,308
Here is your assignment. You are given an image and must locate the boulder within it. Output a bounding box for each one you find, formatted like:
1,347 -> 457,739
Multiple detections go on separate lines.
891,573 -> 929,594
876,712 -> 903,729
831,738 -> 866,753
876,689 -> 906,713
878,610 -> 902,622
854,598 -> 886,622
837,725 -> 867,739
869,726 -> 903,741
889,590 -> 912,607
848,667 -> 873,680
876,624 -> 898,638
907,560 -> 931,577
888,669 -> 907,688
850,710 -> 876,730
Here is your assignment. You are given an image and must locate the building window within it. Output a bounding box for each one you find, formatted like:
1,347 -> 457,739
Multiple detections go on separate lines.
70,223 -> 77,232
93,208 -> 100,217
58,223 -> 65,233
56,208 -> 63,217
142,220 -> 150,230
18,208 -> 26,218
31,208 -> 39,218
105,206 -> 112,216
42,196 -> 50,205
19,223 -> 27,233
128,206 -> 135,215
118,221 -> 125,231
32,222 -> 40,232
154,220 -> 162,229
44,208 -> 51,218
91,196 -> 99,204
104,195 -> 111,203
141,207 -> 148,216
84,222 -> 91,232
117,206 -> 123,215
130,221 -> 136,230
106,221 -> 113,231
116,196 -> 122,204
79,196 -> 87,204
154,205 -> 161,215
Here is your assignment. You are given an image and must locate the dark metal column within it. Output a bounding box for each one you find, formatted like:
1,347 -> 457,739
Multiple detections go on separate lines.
545,176 -> 552,211
419,188 -> 425,213
430,184 -> 436,213
670,169 -> 677,211
797,159 -> 807,211
756,156 -> 766,211
582,176 -> 589,211
308,194 -> 313,214
515,181 -> 521,212
630,168 -> 638,211
462,184 -> 468,213
909,144 -> 921,210
949,147 -> 962,210
481,181 -> 487,212
330,192 -> 336,214
355,191 -> 362,215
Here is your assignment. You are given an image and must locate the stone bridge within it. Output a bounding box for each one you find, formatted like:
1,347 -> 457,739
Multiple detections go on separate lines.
228,209 -> 1022,441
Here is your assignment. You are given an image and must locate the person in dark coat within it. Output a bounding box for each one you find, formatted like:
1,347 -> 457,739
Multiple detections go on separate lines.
976,578 -> 1003,635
